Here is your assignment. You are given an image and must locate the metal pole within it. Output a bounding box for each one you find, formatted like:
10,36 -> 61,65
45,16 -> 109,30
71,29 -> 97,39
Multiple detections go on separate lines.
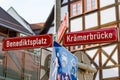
54,0 -> 61,40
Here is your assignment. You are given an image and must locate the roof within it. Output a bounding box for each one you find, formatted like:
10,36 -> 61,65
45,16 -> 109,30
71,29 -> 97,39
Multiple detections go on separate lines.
40,7 -> 54,34
0,7 -> 33,35
40,0 -> 63,34
31,22 -> 44,30
7,7 -> 35,35
30,22 -> 44,35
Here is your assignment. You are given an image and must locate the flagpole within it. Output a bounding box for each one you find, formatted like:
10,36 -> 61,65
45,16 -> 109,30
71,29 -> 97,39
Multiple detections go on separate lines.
54,0 -> 61,41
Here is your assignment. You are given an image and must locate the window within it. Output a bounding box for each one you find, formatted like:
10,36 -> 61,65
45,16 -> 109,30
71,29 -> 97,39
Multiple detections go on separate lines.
72,4 -> 77,16
92,0 -> 96,9
0,31 -> 6,39
70,17 -> 82,32
86,0 -> 91,11
78,45 -> 81,48
70,1 -> 82,17
24,73 -> 31,80
77,2 -> 82,14
70,45 -> 83,51
100,7 -> 116,25
100,0 -> 115,8
85,12 -> 98,29
85,0 -> 98,12
70,0 -> 98,18
0,36 -> 4,42
34,49 -> 41,65
0,59 -> 3,65
0,57 -> 4,76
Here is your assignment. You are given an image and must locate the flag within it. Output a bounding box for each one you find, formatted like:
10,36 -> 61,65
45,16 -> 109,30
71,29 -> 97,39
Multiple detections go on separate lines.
49,41 -> 78,80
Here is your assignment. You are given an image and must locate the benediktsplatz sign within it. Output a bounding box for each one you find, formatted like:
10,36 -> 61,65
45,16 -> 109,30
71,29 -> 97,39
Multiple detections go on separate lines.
3,34 -> 53,50
63,27 -> 118,46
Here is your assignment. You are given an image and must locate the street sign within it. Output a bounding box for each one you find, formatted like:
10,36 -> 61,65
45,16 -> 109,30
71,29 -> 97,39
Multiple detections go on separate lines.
49,41 -> 78,80
63,27 -> 118,46
3,34 -> 53,50
57,14 -> 67,43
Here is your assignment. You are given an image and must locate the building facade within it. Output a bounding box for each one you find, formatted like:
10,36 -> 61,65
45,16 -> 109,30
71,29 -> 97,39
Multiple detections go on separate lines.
58,0 -> 120,80
0,7 -> 43,80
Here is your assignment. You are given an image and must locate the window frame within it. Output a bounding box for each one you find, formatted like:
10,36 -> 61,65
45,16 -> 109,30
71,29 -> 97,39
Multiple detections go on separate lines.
84,0 -> 98,13
70,0 -> 83,17
24,73 -> 31,80
70,45 -> 83,51
0,32 -> 7,42
0,59 -> 3,65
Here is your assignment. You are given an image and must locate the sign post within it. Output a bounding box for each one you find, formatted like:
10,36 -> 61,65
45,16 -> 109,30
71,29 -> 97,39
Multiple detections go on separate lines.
49,41 -> 78,80
3,34 -> 53,50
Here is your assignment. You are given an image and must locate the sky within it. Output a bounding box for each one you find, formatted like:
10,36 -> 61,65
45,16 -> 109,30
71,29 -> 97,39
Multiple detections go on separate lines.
0,0 -> 54,24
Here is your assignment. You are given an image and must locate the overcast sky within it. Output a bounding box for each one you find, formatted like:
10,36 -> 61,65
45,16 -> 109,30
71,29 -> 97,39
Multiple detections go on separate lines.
0,0 -> 54,23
